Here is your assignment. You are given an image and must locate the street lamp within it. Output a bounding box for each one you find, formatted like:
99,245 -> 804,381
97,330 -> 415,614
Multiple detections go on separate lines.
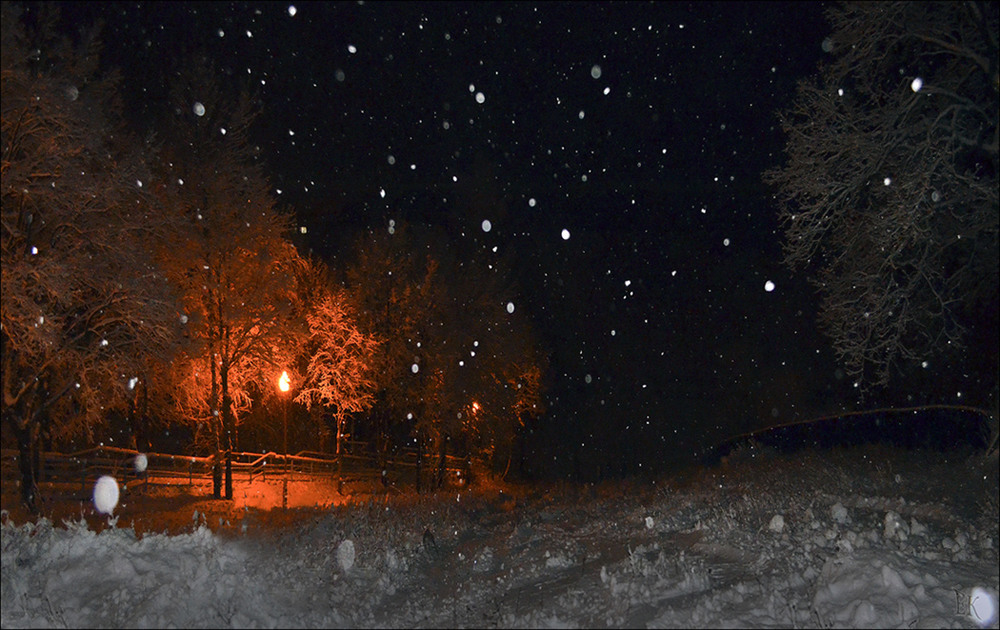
278,370 -> 291,509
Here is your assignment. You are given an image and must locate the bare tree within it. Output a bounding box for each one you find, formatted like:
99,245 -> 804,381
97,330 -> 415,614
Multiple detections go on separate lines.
765,2 -> 998,394
1,4 -> 183,511
155,60 -> 306,500
294,259 -> 378,455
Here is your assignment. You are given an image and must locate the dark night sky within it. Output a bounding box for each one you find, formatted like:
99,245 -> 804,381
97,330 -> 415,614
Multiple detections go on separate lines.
44,1 -> 974,476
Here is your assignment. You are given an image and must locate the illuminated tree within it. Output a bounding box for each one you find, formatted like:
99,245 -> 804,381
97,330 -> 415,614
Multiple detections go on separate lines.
294,260 -> 378,455
155,61 -> 305,499
1,4 -> 183,510
765,2 -> 998,395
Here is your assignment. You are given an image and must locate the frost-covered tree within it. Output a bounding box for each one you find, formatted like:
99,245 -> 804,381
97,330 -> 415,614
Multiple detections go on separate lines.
765,2 -> 998,397
1,4 -> 183,510
293,259 -> 378,456
155,61 -> 305,500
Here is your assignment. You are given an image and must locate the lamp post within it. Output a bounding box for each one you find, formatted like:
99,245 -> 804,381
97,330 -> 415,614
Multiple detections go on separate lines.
278,370 -> 291,509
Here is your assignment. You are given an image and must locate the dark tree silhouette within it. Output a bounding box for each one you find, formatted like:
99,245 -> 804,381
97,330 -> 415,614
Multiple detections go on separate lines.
1,4 -> 183,511
343,221 -> 546,486
765,2 -> 998,398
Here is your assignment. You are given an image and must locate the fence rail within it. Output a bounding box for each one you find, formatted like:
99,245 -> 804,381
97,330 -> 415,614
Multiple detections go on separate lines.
1,444 -> 474,493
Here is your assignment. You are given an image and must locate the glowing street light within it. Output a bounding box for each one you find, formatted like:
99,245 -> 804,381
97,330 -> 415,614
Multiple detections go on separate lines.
278,370 -> 291,508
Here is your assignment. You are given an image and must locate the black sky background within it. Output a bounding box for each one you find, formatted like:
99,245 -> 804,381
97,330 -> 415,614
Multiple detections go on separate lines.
40,1 -> 985,478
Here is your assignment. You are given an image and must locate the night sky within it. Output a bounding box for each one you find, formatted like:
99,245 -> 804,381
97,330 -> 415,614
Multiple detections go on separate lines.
43,1 -> 969,477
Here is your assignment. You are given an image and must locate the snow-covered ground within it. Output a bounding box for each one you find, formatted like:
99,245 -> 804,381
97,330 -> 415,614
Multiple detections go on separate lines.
2,444 -> 998,628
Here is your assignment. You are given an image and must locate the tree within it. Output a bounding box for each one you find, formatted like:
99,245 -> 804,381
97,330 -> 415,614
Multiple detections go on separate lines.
294,259 -> 378,455
765,2 -> 998,396
343,220 -> 546,486
155,61 -> 305,500
1,4 -> 183,510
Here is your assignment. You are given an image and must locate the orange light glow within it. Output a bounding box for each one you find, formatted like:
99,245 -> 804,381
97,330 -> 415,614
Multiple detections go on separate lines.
278,371 -> 291,393
471,401 -> 480,413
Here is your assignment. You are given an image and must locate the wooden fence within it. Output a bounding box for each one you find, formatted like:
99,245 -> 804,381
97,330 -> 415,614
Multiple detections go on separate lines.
0,443 -> 474,494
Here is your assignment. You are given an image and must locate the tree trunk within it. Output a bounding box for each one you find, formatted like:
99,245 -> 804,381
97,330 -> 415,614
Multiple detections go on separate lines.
128,377 -> 150,453
436,434 -> 447,490
221,360 -> 234,500
209,355 -> 220,499
8,417 -> 38,513
335,414 -> 342,455
415,433 -> 423,494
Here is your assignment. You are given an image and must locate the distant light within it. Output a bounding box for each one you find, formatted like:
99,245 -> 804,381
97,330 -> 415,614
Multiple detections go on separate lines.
193,102 -> 205,117
578,110 -> 585,120
591,64 -> 602,79
278,370 -> 291,392
31,246 -> 38,255
348,44 -> 357,54
411,363 -> 419,374
528,198 -> 537,207
288,5 -> 296,16
764,280 -> 775,292
476,92 -> 485,104
911,77 -> 923,92
506,302 -> 515,313
723,238 -> 730,246
561,228 -> 570,240
134,454 -> 148,473
482,219 -> 492,232
884,177 -> 891,186
300,226 -> 307,234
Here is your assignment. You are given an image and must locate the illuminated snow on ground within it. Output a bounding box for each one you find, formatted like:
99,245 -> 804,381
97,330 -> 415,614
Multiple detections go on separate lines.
2,446 -> 997,628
